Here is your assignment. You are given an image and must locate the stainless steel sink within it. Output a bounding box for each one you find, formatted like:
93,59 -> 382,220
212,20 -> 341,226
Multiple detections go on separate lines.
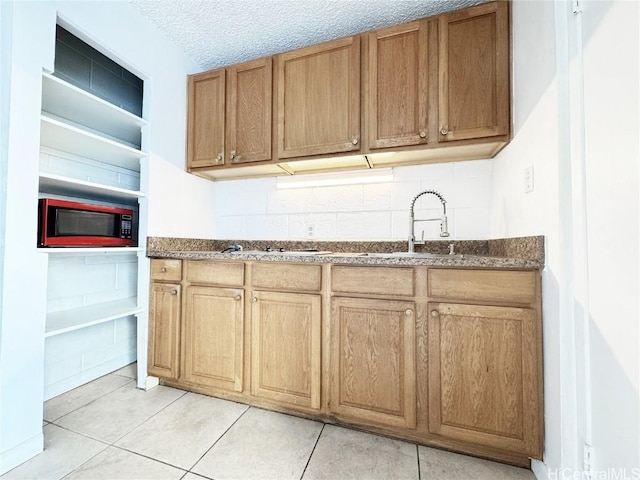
339,252 -> 465,259
230,250 -> 332,256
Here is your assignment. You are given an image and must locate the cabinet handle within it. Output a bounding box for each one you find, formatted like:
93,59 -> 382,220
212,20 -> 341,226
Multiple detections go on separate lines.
251,297 -> 258,303
171,290 -> 178,295
440,126 -> 449,136
215,152 -> 224,164
419,130 -> 427,139
430,310 -> 439,317
160,267 -> 167,273
230,150 -> 238,162
405,309 -> 413,316
234,294 -> 242,301
351,137 -> 359,145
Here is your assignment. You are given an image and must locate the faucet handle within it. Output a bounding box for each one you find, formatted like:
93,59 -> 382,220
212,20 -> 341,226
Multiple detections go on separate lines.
448,243 -> 455,255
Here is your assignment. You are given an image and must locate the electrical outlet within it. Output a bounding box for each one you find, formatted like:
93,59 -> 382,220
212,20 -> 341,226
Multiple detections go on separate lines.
524,165 -> 534,193
306,224 -> 315,238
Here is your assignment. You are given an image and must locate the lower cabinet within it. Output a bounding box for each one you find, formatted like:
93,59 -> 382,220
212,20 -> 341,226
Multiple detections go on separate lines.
250,290 -> 322,410
182,285 -> 244,392
148,258 -> 542,466
329,297 -> 417,429
427,302 -> 541,457
148,282 -> 181,380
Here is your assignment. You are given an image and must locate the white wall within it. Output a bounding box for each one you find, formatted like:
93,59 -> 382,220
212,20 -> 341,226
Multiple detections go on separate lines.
582,0 -> 639,472
492,0 -> 640,477
214,160 -> 492,241
490,1 -> 568,476
0,0 -> 216,473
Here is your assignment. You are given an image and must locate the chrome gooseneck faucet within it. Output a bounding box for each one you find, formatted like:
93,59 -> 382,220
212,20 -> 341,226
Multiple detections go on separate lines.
408,190 -> 449,253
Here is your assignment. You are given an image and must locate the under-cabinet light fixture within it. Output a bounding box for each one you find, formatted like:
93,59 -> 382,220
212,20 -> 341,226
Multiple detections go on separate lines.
276,168 -> 393,189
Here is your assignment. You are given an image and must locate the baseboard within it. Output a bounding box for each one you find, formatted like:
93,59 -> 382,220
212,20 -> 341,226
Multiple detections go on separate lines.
44,351 -> 136,400
532,459 -> 549,480
0,432 -> 44,475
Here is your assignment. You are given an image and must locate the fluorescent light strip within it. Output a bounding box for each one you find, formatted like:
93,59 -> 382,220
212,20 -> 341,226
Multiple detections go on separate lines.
276,168 -> 393,189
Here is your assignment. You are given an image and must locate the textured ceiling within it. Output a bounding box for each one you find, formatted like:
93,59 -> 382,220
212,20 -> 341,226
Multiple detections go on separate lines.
130,0 -> 490,71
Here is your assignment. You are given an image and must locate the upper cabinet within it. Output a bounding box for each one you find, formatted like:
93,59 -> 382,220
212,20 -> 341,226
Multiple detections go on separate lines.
276,36 -> 361,159
227,58 -> 273,165
365,20 -> 430,150
187,68 -> 226,168
187,58 -> 273,169
186,1 -> 511,180
438,1 -> 510,142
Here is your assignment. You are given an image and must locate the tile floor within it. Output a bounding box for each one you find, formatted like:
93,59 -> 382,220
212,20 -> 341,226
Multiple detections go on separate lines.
2,363 -> 536,480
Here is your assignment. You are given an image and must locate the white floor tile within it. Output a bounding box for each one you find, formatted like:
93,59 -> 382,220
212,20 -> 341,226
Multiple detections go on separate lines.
1,424 -> 107,480
54,383 -> 185,443
418,446 -> 535,480
181,473 -> 210,480
303,424 -> 418,480
116,392 -> 248,470
113,362 -> 137,379
192,407 -> 322,480
63,446 -> 184,480
44,374 -> 132,422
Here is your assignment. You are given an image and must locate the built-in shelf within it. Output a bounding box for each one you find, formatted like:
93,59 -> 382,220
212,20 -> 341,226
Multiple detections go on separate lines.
40,114 -> 145,172
45,297 -> 143,338
42,73 -> 146,147
39,247 -> 144,255
39,173 -> 144,205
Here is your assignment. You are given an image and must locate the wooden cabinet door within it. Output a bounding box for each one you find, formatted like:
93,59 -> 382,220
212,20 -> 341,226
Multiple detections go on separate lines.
330,297 -> 416,429
251,291 -> 321,410
182,285 -> 244,392
148,283 -> 181,380
367,20 -> 429,149
277,36 -> 361,159
226,57 -> 272,165
428,302 -> 541,457
187,68 -> 226,168
438,1 -> 509,142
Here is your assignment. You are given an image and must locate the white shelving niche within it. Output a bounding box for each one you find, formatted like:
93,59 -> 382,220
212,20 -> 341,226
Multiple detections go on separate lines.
39,70 -> 149,400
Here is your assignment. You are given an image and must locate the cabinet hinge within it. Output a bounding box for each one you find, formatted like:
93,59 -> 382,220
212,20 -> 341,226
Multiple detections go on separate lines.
572,0 -> 582,14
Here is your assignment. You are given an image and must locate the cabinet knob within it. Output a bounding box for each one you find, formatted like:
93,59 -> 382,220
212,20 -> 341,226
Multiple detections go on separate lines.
440,127 -> 449,136
215,152 -> 224,163
351,137 -> 359,145
160,267 -> 167,273
230,150 -> 238,162
234,294 -> 242,301
405,309 -> 413,316
430,310 -> 439,317
171,290 -> 178,295
419,130 -> 427,138
251,297 -> 258,303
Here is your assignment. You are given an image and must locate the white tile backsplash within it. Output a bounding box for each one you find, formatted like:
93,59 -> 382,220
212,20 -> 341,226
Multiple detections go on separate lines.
310,185 -> 364,212
215,161 -> 492,241
244,214 -> 289,240
336,212 -> 392,240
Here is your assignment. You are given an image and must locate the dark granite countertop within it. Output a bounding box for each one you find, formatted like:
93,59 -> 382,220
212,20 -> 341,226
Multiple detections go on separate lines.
147,236 -> 544,270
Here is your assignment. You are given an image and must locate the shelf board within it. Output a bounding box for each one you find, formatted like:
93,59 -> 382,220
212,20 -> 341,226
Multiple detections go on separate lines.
45,298 -> 143,338
39,247 -> 144,255
39,173 -> 144,204
42,73 -> 145,147
40,114 -> 145,172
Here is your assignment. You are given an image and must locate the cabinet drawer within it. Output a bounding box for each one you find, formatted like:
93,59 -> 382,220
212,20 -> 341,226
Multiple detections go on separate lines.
186,260 -> 244,286
331,266 -> 414,297
428,269 -> 537,305
251,263 -> 322,292
150,259 -> 182,282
